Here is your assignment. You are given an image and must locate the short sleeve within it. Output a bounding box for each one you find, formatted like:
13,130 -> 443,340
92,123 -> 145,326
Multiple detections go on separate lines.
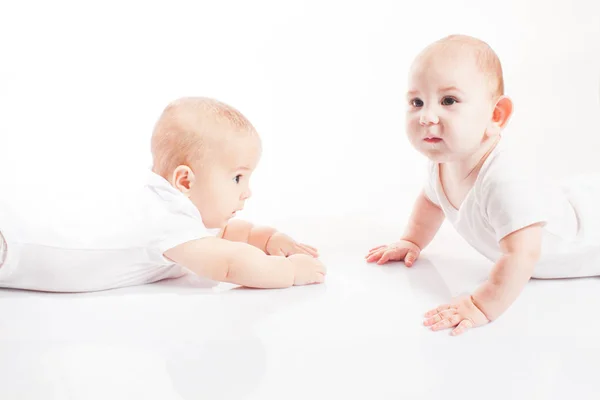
481,178 -> 550,242
143,171 -> 217,258
155,212 -> 214,255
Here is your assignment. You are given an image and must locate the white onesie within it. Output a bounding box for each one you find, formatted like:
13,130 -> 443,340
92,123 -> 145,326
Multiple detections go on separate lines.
424,140 -> 600,279
0,170 -> 217,292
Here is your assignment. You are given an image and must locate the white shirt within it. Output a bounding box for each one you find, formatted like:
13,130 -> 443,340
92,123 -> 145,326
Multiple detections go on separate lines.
424,140 -> 600,279
0,170 -> 216,292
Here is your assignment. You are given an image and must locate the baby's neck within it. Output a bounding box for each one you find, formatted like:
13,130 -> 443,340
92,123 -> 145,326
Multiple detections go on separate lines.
443,136 -> 500,184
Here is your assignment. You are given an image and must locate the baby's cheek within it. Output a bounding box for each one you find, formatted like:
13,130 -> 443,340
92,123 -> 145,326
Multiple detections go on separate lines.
406,121 -> 420,139
407,117 -> 419,129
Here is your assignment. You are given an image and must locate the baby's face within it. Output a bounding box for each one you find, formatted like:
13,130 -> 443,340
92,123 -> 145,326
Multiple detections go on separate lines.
189,136 -> 261,229
405,51 -> 497,163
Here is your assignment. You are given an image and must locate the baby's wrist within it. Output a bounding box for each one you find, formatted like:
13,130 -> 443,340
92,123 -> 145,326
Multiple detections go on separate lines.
249,226 -> 278,252
263,229 -> 278,252
399,237 -> 422,251
471,283 -> 504,321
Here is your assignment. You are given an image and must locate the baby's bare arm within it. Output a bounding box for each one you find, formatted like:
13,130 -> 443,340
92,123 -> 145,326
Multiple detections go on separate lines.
366,191 -> 445,265
221,219 -> 319,258
219,219 -> 275,253
471,223 -> 542,320
402,190 -> 445,249
164,237 -> 294,288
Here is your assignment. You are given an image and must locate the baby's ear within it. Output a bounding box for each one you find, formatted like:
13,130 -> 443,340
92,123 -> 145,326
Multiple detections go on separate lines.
171,165 -> 195,197
491,96 -> 514,130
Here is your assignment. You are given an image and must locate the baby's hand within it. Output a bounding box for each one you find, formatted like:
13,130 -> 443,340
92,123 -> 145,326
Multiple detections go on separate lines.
288,254 -> 326,286
266,232 -> 319,258
365,240 -> 421,266
423,295 -> 490,336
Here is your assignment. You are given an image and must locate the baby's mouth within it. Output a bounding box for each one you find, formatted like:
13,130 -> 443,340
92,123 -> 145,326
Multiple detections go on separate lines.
424,137 -> 442,143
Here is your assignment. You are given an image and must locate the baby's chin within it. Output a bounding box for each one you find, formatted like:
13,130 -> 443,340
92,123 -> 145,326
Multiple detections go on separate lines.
417,147 -> 453,163
217,213 -> 237,228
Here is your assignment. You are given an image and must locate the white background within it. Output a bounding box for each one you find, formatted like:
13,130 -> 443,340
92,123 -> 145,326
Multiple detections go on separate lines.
1,2 -> 600,399
1,0 -> 598,226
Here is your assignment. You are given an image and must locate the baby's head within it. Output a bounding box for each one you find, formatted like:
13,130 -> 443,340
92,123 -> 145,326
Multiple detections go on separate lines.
406,34 -> 513,163
151,97 -> 261,229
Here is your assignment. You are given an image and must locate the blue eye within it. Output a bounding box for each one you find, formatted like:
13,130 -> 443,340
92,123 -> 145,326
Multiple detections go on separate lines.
441,97 -> 458,106
411,98 -> 424,107
234,175 -> 242,184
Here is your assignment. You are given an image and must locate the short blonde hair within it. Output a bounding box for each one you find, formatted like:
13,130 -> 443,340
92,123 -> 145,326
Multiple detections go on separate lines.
151,97 -> 257,179
422,34 -> 504,98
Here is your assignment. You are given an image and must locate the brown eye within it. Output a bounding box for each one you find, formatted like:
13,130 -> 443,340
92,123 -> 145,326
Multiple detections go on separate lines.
411,98 -> 424,107
441,97 -> 457,106
234,175 -> 242,183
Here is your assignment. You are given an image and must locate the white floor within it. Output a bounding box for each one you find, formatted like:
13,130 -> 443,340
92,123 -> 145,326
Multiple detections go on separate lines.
1,216 -> 599,400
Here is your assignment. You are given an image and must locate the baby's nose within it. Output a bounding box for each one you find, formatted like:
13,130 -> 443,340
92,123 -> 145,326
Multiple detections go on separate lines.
419,109 -> 439,126
241,188 -> 252,200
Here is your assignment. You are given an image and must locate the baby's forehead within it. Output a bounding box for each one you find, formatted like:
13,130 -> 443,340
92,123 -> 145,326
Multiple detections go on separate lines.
410,38 -> 503,97
409,56 -> 480,87
409,48 -> 498,96
414,44 -> 479,73
206,134 -> 262,167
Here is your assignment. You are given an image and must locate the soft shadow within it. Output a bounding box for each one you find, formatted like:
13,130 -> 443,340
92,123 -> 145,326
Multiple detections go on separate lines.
0,273 -> 327,399
405,257 -> 453,303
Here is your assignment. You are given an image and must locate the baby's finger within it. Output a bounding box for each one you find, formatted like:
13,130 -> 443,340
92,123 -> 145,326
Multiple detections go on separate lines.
451,319 -> 474,336
376,250 -> 394,265
299,244 -> 319,257
317,261 -> 327,274
292,245 -> 312,256
314,272 -> 325,284
270,248 -> 285,257
431,314 -> 462,331
365,248 -> 380,259
404,251 -> 419,267
366,249 -> 384,263
365,249 -> 382,259
367,245 -> 386,254
423,309 -> 456,326
424,304 -> 456,318
300,244 -> 318,253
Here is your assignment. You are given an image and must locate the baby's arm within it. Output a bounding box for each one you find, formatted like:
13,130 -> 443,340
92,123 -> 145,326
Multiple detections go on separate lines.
402,190 -> 446,250
220,219 -> 318,257
366,190 -> 445,265
471,223 -> 542,320
164,237 -> 325,289
219,219 -> 275,253
423,223 -> 542,335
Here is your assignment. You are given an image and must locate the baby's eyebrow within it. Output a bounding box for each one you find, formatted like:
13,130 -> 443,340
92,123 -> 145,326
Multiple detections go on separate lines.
406,90 -> 419,97
438,86 -> 463,94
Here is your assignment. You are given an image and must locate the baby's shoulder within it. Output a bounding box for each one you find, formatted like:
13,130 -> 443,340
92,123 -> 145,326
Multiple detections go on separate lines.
473,146 -> 540,204
480,144 -> 536,181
